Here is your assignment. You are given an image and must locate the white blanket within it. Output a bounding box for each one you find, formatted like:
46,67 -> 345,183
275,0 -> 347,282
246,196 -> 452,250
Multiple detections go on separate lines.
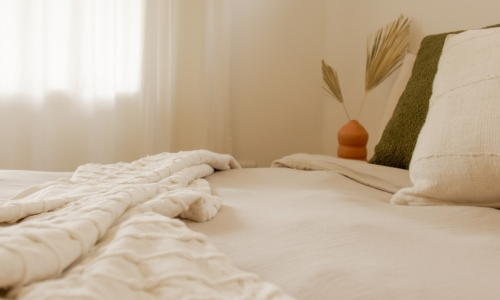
0,150 -> 293,300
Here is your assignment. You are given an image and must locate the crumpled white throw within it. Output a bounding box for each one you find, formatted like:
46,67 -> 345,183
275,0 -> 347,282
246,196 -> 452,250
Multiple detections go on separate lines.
0,150 -> 293,300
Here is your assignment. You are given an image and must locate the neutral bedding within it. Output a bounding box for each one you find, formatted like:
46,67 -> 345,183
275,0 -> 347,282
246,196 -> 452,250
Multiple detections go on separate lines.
2,153 -> 500,299
189,154 -> 500,299
0,151 -> 291,300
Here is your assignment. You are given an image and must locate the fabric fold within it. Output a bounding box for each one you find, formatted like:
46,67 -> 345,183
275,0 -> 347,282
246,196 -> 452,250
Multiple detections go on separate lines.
1,150 -> 276,299
272,153 -> 411,194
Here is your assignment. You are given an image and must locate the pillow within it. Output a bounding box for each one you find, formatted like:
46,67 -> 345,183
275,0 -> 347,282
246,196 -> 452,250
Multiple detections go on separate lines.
376,49 -> 417,144
369,23 -> 500,170
391,27 -> 500,207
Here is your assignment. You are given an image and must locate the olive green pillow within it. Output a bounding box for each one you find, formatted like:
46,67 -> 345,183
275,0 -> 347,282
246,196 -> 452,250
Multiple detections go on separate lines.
369,23 -> 500,170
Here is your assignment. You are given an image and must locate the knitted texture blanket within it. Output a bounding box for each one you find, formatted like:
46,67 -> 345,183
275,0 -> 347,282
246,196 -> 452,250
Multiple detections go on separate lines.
0,150 -> 293,300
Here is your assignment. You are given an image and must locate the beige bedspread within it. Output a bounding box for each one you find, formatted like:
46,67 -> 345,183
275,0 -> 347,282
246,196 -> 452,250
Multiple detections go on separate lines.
187,154 -> 500,300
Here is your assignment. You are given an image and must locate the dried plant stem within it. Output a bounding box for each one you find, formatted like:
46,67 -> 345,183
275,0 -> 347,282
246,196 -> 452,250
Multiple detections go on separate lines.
323,86 -> 351,120
342,102 -> 351,121
356,93 -> 368,120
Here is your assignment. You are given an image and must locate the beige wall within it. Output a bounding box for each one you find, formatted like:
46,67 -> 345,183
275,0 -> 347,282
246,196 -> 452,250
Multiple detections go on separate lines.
229,0 -> 326,167
323,0 -> 500,159
229,0 -> 500,167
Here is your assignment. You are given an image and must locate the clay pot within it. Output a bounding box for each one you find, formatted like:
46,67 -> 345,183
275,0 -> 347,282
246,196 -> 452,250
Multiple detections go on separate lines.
337,120 -> 368,161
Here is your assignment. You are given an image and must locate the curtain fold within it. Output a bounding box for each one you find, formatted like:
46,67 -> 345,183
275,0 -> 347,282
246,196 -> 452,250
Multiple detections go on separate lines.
0,0 -> 232,171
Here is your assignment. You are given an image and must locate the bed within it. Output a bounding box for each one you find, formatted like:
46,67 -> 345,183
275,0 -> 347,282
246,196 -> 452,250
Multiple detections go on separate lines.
1,152 -> 500,300
2,22 -> 500,300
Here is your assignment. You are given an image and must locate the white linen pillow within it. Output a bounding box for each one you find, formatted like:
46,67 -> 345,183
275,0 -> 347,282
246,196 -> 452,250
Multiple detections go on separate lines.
377,49 -> 417,143
391,27 -> 500,207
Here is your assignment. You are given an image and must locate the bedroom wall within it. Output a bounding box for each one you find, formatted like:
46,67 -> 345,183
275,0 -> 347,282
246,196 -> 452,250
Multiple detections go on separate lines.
229,0 -> 326,167
323,0 -> 500,160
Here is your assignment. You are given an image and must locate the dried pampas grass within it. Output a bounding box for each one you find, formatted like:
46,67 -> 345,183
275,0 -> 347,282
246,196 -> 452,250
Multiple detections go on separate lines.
322,15 -> 410,120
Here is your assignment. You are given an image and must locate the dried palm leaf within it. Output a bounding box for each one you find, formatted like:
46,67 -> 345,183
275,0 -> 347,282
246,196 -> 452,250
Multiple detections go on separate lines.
322,60 -> 344,103
365,15 -> 410,93
356,15 -> 409,119
322,60 -> 351,120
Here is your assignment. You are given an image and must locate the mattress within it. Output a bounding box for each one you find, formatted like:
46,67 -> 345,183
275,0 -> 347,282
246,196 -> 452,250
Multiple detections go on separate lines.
2,154 -> 500,299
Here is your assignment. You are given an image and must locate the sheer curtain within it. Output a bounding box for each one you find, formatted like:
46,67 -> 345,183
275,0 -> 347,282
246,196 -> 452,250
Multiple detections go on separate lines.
0,0 -> 232,171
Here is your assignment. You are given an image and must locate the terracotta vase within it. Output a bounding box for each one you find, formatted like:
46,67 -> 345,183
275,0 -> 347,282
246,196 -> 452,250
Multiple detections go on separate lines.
337,120 -> 369,161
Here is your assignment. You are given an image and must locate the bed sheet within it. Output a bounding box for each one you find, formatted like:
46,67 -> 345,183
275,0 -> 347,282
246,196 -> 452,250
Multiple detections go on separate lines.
186,158 -> 500,300
0,170 -> 72,199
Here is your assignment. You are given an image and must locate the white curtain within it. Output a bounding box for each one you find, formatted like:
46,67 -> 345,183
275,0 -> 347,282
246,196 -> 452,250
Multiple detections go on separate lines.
0,0 -> 232,171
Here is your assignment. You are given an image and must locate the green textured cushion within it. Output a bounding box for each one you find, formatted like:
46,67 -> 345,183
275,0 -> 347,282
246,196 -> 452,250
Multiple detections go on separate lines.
369,23 -> 500,170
